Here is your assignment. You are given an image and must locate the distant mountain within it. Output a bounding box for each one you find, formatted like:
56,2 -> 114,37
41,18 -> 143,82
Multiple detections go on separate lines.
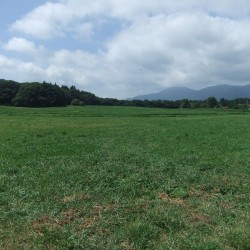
132,84 -> 250,101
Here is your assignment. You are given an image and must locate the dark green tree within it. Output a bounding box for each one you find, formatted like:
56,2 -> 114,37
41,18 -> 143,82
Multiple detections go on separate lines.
180,99 -> 190,108
219,98 -> 229,107
0,79 -> 19,105
207,96 -> 218,108
13,82 -> 67,107
71,99 -> 85,106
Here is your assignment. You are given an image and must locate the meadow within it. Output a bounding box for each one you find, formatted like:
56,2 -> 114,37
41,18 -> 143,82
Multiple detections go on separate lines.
0,106 -> 249,249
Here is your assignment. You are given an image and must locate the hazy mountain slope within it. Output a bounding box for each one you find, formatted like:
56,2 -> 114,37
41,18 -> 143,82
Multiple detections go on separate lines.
197,85 -> 250,100
132,84 -> 250,100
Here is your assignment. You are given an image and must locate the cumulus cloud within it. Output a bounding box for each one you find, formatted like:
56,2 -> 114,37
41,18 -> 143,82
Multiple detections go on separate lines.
4,37 -> 41,53
0,55 -> 45,82
11,2 -> 70,39
11,0 -> 250,39
3,0 -> 250,98
109,0 -> 250,20
103,12 -> 250,93
10,0 -> 109,39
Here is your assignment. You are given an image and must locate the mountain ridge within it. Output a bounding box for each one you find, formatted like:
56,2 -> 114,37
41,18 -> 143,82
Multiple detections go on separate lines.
132,84 -> 250,101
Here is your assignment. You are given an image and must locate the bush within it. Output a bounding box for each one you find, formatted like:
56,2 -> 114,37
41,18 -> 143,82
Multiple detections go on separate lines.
71,99 -> 85,106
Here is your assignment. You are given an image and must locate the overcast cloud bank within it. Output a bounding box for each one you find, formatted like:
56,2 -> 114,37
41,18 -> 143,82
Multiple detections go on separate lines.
1,0 -> 250,98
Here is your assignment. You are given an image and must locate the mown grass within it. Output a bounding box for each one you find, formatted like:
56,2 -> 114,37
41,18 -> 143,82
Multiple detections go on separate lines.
0,106 -> 249,249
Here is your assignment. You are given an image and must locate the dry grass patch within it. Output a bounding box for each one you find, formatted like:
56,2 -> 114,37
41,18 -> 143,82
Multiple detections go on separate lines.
32,209 -> 79,232
62,193 -> 90,203
121,240 -> 134,250
188,187 -> 220,199
189,212 -> 210,224
32,215 -> 61,232
158,192 -> 187,206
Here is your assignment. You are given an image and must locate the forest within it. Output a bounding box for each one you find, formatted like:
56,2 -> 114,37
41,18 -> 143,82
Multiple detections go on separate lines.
0,79 -> 249,109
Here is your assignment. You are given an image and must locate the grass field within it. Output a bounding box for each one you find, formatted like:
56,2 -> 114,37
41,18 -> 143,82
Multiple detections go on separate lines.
0,106 -> 249,249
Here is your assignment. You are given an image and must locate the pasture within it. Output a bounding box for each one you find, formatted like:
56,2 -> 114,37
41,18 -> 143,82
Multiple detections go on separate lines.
0,106 -> 249,249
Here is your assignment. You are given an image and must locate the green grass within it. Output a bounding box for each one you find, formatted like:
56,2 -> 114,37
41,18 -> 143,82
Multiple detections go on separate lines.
0,105 -> 249,249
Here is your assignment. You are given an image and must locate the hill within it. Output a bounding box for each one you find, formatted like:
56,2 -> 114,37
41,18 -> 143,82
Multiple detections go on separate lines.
132,84 -> 250,100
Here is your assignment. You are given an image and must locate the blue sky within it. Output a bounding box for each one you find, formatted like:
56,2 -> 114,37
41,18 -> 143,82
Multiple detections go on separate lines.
0,1 -> 48,38
1,0 -> 250,98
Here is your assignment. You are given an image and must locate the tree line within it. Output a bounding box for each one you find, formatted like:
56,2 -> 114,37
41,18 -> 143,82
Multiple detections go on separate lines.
0,79 -> 249,109
0,79 -> 98,107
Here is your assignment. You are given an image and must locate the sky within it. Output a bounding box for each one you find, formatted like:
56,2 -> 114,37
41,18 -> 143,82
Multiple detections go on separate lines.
1,1 -> 250,99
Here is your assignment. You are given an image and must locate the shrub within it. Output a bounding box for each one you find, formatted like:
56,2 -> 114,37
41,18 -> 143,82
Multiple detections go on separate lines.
71,99 -> 85,106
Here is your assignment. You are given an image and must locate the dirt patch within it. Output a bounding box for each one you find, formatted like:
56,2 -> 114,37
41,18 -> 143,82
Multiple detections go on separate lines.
79,205 -> 104,230
188,188 -> 219,199
63,193 -> 89,203
158,193 -> 187,206
80,216 -> 99,229
79,203 -> 123,230
32,215 -> 61,231
62,208 -> 78,220
158,192 -> 211,225
121,240 -> 134,250
189,212 -> 210,224
32,209 -> 79,232
220,202 -> 233,210
161,233 -> 169,241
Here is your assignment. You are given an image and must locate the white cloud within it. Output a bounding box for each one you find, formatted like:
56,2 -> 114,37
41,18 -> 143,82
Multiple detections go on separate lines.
4,37 -> 38,53
10,2 -> 70,39
3,0 -> 250,98
10,0 -> 250,40
10,0 -> 109,39
72,22 -> 94,39
0,55 -> 45,82
103,12 -> 250,91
